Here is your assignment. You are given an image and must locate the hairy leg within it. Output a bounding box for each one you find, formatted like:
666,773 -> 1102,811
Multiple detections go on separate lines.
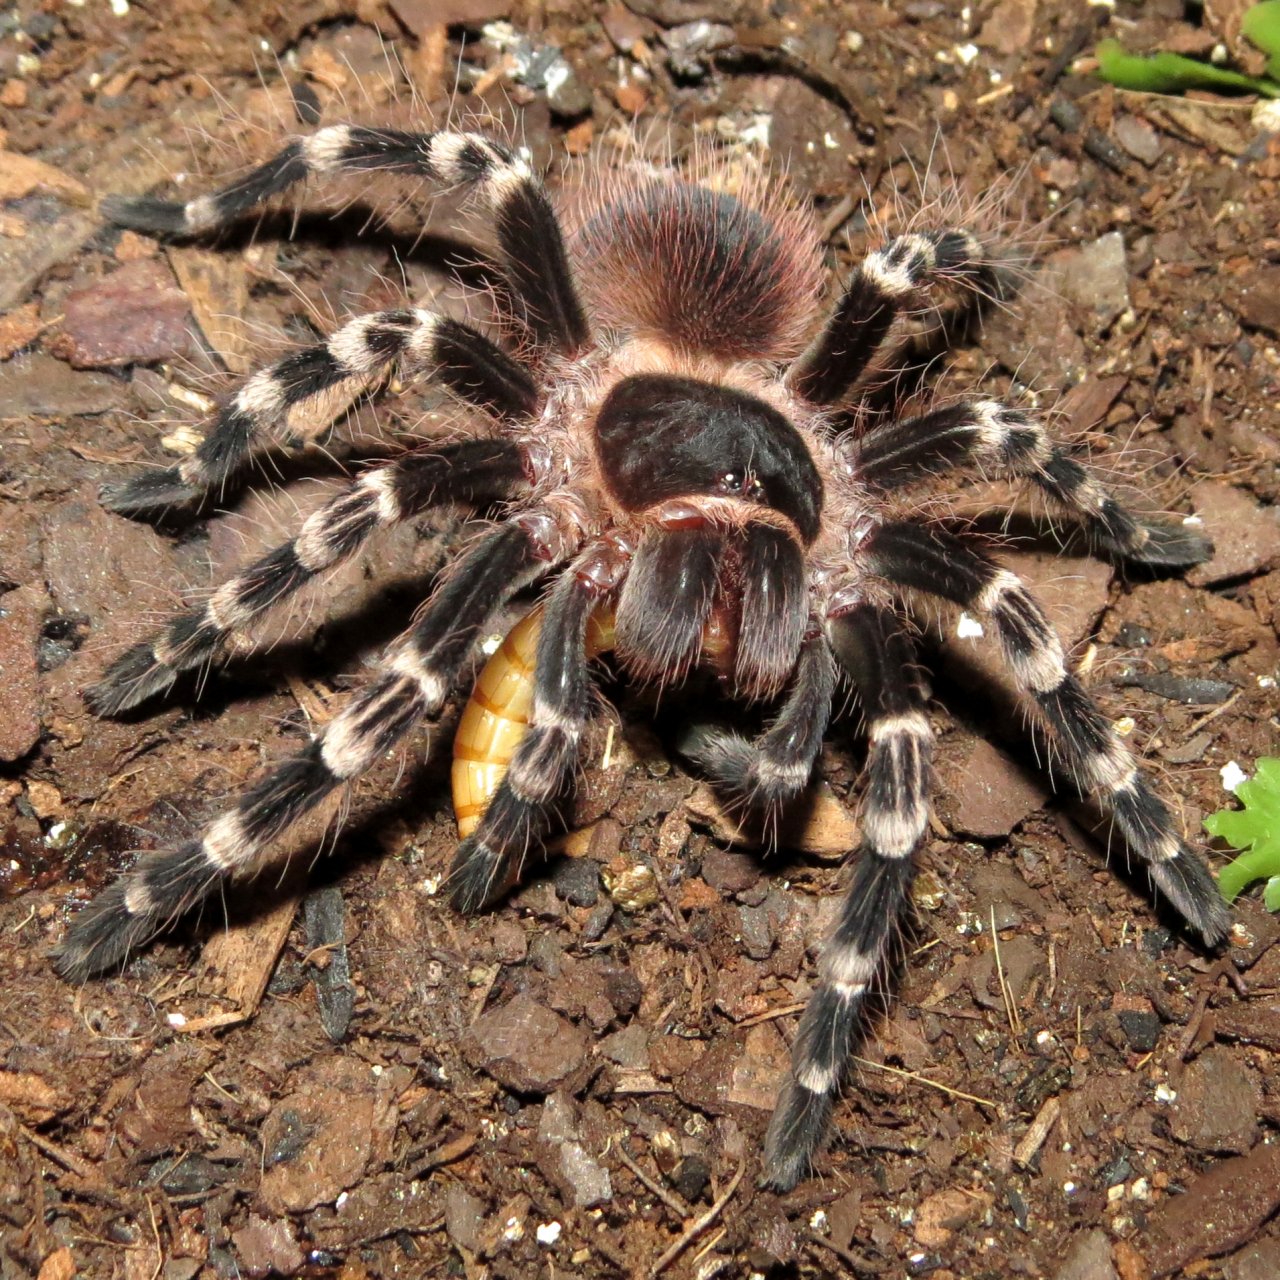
89,440 -> 528,715
105,126 -> 589,353
787,230 -> 996,405
449,540 -> 627,912
105,308 -> 538,513
763,604 -> 932,1190
56,520 -> 550,981
851,399 -> 1212,567
865,520 -> 1229,943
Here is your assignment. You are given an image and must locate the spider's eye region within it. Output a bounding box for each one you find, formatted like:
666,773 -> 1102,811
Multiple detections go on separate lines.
718,472 -> 766,501
593,374 -> 823,541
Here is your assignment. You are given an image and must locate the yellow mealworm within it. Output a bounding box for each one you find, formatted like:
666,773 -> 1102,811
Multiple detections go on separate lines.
451,603 -> 616,837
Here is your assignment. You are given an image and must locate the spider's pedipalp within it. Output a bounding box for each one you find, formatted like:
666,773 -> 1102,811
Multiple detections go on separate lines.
788,229 -> 993,406
763,605 -> 932,1191
865,522 -> 1229,943
684,637 -> 836,816
88,440 -> 528,716
105,126 -> 588,353
734,523 -> 809,701
449,542 -> 626,912
614,525 -> 724,684
56,521 -> 544,982
102,310 -> 537,515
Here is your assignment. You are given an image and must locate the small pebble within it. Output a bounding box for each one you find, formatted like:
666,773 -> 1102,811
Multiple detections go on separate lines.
553,857 -> 600,907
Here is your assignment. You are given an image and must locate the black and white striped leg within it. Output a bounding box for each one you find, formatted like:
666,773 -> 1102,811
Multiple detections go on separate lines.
449,542 -> 627,913
787,230 -> 993,406
88,440 -> 528,716
865,522 -> 1230,944
850,400 -> 1212,568
684,638 -> 836,816
55,522 -> 547,982
105,126 -> 588,353
762,605 -> 933,1191
103,308 -> 539,514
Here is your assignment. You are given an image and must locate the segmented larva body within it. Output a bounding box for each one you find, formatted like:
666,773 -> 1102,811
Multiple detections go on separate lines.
452,604 -> 616,836
450,601 -> 739,834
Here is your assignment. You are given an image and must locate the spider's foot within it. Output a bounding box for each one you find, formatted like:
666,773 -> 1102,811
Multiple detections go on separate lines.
101,194 -> 189,236
1121,521 -> 1214,570
448,836 -> 509,915
53,879 -> 147,983
1149,848 -> 1232,947
85,641 -> 180,717
101,468 -> 200,516
761,1078 -> 834,1192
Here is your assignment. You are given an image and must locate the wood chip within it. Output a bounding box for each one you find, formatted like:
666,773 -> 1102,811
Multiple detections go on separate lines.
1014,1094 -> 1061,1168
196,893 -> 300,1019
684,780 -> 858,856
167,245 -> 254,374
0,302 -> 44,360
0,1071 -> 67,1124
36,1247 -> 75,1280
0,152 -> 89,203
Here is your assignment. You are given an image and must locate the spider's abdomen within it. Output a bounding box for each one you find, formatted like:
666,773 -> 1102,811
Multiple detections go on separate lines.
593,374 -> 823,542
571,177 -> 823,361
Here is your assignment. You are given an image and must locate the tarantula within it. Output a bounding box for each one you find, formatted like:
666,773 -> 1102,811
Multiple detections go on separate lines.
54,122 -> 1229,1191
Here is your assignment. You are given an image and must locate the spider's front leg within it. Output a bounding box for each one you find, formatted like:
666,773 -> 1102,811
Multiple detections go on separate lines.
763,604 -> 934,1191
56,514 -> 565,982
865,520 -> 1230,942
449,537 -> 629,913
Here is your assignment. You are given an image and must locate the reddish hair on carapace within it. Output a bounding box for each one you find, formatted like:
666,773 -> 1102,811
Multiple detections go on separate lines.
565,148 -> 824,361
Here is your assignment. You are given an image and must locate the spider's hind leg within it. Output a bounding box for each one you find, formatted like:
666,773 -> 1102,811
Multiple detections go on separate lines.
105,125 -> 588,354
788,228 -> 1003,406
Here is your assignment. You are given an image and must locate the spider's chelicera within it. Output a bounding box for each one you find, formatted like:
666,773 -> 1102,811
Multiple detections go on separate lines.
55,124 -> 1230,1191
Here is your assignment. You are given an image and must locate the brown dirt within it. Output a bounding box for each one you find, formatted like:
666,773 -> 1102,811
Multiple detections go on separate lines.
3,1 -> 1280,1277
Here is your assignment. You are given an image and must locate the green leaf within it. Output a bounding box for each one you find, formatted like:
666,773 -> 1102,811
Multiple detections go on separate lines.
1095,37 -> 1280,99
1264,876 -> 1280,912
1205,758 -> 1280,907
1243,2 -> 1280,59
